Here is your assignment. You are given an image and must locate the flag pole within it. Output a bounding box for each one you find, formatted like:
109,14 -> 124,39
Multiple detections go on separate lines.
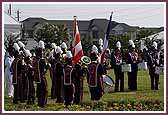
72,16 -> 77,55
111,11 -> 113,16
73,16 -> 77,38
100,12 -> 113,64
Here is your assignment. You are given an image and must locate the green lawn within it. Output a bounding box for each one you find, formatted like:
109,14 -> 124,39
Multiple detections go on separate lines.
4,69 -> 164,111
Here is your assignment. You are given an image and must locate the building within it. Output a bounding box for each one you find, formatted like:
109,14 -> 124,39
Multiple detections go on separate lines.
21,17 -> 135,44
4,11 -> 21,50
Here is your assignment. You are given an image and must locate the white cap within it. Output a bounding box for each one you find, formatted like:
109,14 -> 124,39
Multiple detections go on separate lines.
92,45 -> 98,51
13,43 -> 20,51
18,41 -> 25,48
66,51 -> 73,58
99,39 -> 103,46
25,49 -> 32,57
48,49 -> 54,58
106,48 -> 110,53
39,40 -> 45,49
116,41 -> 121,48
132,44 -> 135,48
61,42 -> 67,49
153,41 -> 157,49
99,46 -> 103,52
91,45 -> 98,54
56,46 -> 63,54
51,43 -> 57,49
129,40 -> 134,46
129,40 -> 135,48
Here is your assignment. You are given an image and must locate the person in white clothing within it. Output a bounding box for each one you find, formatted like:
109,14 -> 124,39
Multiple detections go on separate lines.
5,49 -> 14,97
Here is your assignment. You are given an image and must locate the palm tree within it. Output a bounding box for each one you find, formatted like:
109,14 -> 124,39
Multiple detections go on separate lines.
33,23 -> 71,48
4,32 -> 20,50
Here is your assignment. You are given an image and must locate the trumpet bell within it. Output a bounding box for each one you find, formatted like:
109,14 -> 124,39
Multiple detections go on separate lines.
81,56 -> 91,65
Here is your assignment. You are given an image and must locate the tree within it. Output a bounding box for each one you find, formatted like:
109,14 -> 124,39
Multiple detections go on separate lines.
33,23 -> 71,48
108,34 -> 130,50
4,32 -> 27,51
136,29 -> 153,41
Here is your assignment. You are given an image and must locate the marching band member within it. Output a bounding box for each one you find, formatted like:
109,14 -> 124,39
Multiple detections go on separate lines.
53,46 -> 64,103
18,41 -> 25,51
111,41 -> 124,92
98,38 -> 103,54
11,43 -> 25,104
88,45 -> 104,106
73,57 -> 90,104
73,62 -> 82,104
18,41 -> 28,100
63,51 -> 76,107
24,50 -> 35,105
147,41 -> 161,90
61,42 -> 67,64
32,40 -> 50,107
127,40 -> 138,91
5,47 -> 14,97
61,42 -> 67,54
49,43 -> 57,99
91,45 -> 100,62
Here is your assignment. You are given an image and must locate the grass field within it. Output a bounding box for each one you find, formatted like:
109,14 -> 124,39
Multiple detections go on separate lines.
4,69 -> 164,111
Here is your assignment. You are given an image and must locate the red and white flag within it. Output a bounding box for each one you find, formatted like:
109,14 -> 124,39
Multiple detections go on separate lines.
72,16 -> 84,65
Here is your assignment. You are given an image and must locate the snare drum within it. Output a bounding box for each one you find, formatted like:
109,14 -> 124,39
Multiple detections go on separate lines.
102,75 -> 114,92
138,62 -> 148,70
121,64 -> 132,72
155,66 -> 164,75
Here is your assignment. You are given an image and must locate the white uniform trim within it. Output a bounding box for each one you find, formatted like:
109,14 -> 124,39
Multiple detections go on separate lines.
63,65 -> 73,85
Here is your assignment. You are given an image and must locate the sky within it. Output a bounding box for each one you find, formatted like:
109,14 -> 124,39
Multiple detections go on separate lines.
3,2 -> 165,27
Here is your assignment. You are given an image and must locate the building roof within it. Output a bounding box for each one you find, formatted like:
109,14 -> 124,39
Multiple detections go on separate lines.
21,17 -> 47,22
4,11 -> 20,25
22,17 -> 47,30
47,20 -> 90,31
4,11 -> 21,35
112,23 -> 136,32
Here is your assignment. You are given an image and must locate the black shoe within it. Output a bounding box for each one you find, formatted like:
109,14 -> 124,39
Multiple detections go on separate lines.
20,100 -> 25,103
32,100 -> 35,104
27,101 -> 31,105
13,100 -> 18,104
155,87 -> 159,90
38,104 -> 45,107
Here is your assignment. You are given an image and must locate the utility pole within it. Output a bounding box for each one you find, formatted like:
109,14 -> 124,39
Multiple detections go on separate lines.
8,4 -> 11,15
15,9 -> 21,21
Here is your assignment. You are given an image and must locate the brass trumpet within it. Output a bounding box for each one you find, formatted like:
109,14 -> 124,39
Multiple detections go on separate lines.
78,56 -> 91,80
80,56 -> 91,68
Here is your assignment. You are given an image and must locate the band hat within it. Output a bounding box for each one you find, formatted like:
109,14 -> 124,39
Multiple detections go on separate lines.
51,43 -> 57,49
48,49 -> 54,58
61,42 -> 67,49
129,40 -> 135,48
39,40 -> 45,49
66,51 -> 73,58
92,45 -> 98,51
25,49 -> 32,57
99,46 -> 103,52
99,38 -> 103,46
91,45 -> 98,54
18,41 -> 25,48
153,41 -> 158,49
129,40 -> 134,46
132,44 -> 135,48
13,43 -> 20,52
116,41 -> 121,48
56,46 -> 63,54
